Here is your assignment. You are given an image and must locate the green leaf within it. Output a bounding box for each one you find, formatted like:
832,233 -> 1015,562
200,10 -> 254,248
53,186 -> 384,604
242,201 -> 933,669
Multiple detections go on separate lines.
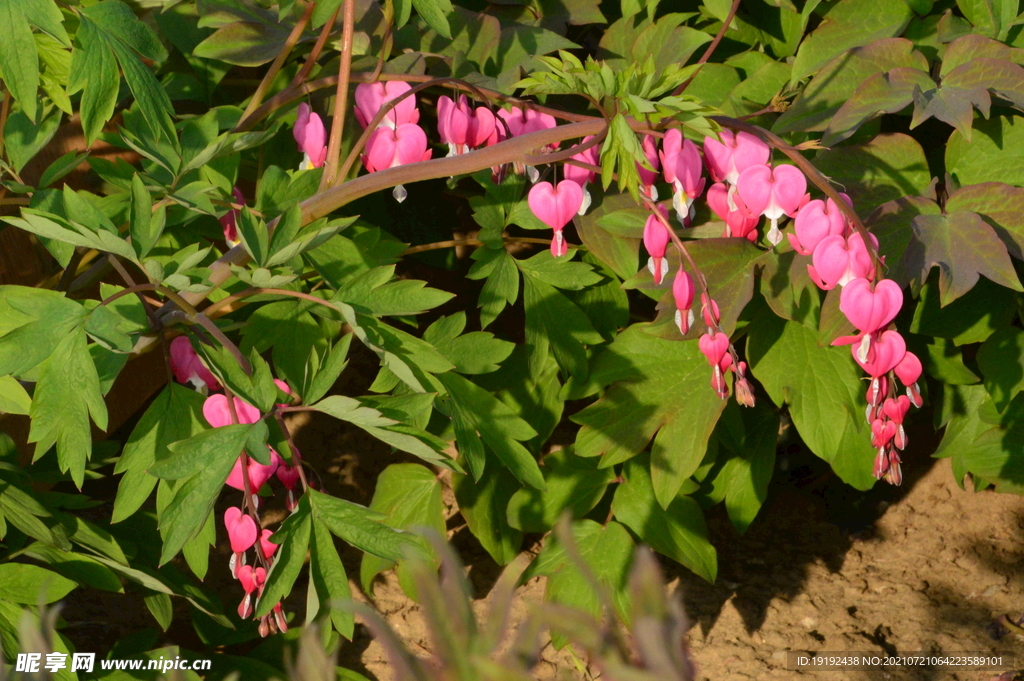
0,0 -> 42,121
4,210 -> 137,262
923,338 -> 981,385
112,378 -> 211,522
144,591 -> 173,630
309,489 -> 421,562
746,309 -> 877,490
910,273 -> 1019,345
413,0 -> 453,40
467,248 -> 519,329
905,211 -> 1022,306
722,403 -> 779,534
309,395 -> 447,466
522,274 -> 603,381
68,19 -> 119,146
631,238 -> 762,340
157,424 -> 254,565
775,38 -> 927,134
304,333 -> 353,405
0,375 -> 31,415
256,496 -> 311,618
3,110 -> 61,174
38,151 -> 90,189
182,510 -> 215,581
790,0 -> 914,83
525,519 -> 633,646
506,447 -> 615,533
945,181 -> 1024,261
309,517 -> 354,639
0,564 -> 77,604
813,133 -> 931,214
149,423 -> 251,480
436,371 -> 544,489
0,287 -> 87,377
453,464 -> 523,565
360,463 -> 445,595
29,327 -> 108,488
577,192 -> 642,281
193,18 -> 292,67
130,174 -> 161,259
946,115 -> 1024,188
425,313 -> 515,375
611,456 -> 716,582
977,327 -> 1024,412
569,325 -> 727,507
821,67 -> 933,146
759,249 -> 823,327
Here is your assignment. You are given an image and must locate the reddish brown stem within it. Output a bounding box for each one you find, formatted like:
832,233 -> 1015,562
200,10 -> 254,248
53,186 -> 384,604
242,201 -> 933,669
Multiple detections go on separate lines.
239,1 -> 316,125
321,0 -> 357,188
674,0 -> 743,96
289,5 -> 341,90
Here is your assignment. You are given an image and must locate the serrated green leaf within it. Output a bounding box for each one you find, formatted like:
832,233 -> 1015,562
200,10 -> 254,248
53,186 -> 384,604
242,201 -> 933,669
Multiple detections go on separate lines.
453,464 -> 523,565
157,424 -> 254,564
310,489 -> 421,562
29,327 -> 107,488
506,448 -> 615,532
977,326 -> 1024,412
612,456 -> 716,582
906,211 -> 1022,306
746,309 -> 876,490
360,464 -> 445,595
570,325 -> 727,507
256,496 -> 311,618
309,517 -> 354,639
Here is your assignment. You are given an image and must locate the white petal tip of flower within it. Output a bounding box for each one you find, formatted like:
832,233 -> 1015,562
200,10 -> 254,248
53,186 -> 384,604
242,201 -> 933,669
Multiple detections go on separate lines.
856,334 -> 872,363
526,166 -> 540,183
578,187 -> 592,216
393,185 -> 408,203
766,221 -> 783,247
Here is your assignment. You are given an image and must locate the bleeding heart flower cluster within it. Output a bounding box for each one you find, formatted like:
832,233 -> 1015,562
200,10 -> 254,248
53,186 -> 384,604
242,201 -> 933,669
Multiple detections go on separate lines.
801,208 -> 921,485
168,338 -> 304,635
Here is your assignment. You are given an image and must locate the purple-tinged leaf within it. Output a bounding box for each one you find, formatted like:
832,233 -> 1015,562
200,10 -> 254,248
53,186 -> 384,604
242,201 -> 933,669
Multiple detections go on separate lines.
946,181 -> 1024,260
906,210 -> 1023,306
821,67 -> 934,146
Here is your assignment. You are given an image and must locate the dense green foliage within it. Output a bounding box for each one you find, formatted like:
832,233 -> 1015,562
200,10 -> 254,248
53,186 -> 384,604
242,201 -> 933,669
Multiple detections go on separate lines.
0,0 -> 1022,678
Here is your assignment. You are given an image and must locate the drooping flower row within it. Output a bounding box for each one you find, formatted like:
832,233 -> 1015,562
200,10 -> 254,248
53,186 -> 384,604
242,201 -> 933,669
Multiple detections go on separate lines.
169,337 -> 302,636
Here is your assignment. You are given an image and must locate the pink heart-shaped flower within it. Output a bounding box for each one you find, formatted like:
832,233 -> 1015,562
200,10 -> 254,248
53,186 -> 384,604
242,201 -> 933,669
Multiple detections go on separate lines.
871,419 -> 897,448
699,332 -> 730,368
703,130 -> 770,185
276,463 -> 301,490
790,197 -> 848,255
528,180 -> 584,231
882,395 -> 911,425
839,278 -> 903,335
564,135 -> 599,188
364,123 -> 431,173
259,529 -> 278,560
853,330 -> 906,378
354,81 -> 419,130
894,350 -> 922,386
203,394 -> 262,428
226,449 -> 282,492
736,164 -> 807,223
224,507 -> 258,554
707,182 -> 759,240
